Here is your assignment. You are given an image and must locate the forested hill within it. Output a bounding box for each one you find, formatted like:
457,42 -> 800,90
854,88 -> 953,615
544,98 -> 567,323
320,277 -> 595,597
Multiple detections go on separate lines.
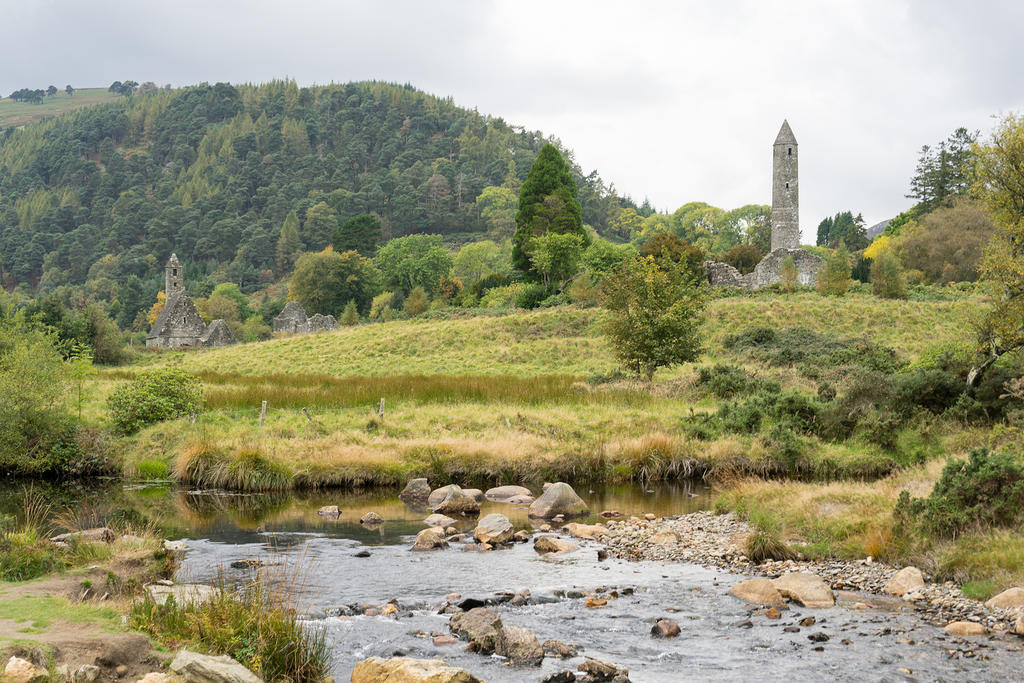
0,80 -> 633,323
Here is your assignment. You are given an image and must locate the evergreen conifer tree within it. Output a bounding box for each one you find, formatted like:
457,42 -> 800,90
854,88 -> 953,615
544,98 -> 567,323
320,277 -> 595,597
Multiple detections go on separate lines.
512,144 -> 588,278
340,299 -> 359,325
275,211 -> 302,275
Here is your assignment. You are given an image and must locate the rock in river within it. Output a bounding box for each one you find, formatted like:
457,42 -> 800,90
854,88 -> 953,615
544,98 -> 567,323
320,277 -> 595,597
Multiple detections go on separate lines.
534,535 -> 579,555
360,512 -> 383,525
883,566 -> 925,596
462,488 -> 485,503
317,505 -> 341,518
427,484 -> 461,507
728,578 -> 786,609
352,656 -> 482,683
423,513 -> 458,528
50,527 -> 116,544
399,478 -> 431,506
651,619 -> 681,638
411,528 -> 449,551
433,487 -> 481,516
473,513 -> 514,545
945,621 -> 988,636
485,485 -> 533,501
496,625 -> 544,666
771,572 -> 835,608
450,608 -> 503,654
528,482 -> 589,519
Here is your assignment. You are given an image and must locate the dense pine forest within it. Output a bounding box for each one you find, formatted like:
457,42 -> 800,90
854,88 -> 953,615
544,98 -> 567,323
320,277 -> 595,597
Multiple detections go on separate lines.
0,80 -> 638,328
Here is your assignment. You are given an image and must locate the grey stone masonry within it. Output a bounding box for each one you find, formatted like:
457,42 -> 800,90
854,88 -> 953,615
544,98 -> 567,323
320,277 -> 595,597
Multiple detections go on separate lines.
308,313 -> 339,332
771,120 -> 799,251
273,301 -> 309,333
704,248 -> 822,290
147,253 -> 237,348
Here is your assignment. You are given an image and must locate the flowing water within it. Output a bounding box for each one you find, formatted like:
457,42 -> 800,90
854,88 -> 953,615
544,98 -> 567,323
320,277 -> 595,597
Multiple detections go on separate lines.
3,481 -> 1020,682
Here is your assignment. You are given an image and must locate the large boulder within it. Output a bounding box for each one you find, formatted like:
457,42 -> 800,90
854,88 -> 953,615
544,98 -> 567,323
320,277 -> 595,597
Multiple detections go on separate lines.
578,658 -> 629,682
771,572 -> 835,608
411,528 -> 449,551
528,482 -> 589,519
147,583 -> 218,607
352,657 -> 481,683
728,578 -> 786,609
496,625 -> 543,666
473,513 -> 514,545
450,608 -> 504,654
884,567 -> 925,596
534,535 -> 579,554
651,619 -> 681,638
423,513 -> 458,528
485,485 -> 533,501
433,487 -> 480,516
399,478 -> 432,506
428,485 -> 461,507
985,586 -> 1024,610
563,523 -> 608,540
317,505 -> 340,517
169,650 -> 261,683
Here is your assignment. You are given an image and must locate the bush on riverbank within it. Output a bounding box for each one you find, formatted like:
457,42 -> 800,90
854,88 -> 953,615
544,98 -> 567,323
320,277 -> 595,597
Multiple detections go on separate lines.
108,369 -> 204,435
130,577 -> 329,682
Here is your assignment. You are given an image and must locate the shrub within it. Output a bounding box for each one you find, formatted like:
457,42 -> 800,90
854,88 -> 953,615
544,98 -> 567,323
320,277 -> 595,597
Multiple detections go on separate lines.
697,364 -> 754,399
816,242 -> 852,296
340,300 -> 359,325
516,283 -> 551,310
108,369 -> 204,435
403,286 -> 429,316
369,291 -> 396,320
870,249 -> 906,298
895,448 -> 1024,537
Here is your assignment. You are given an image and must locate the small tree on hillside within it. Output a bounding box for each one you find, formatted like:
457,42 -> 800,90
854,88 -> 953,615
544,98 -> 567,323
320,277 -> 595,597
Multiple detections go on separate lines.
340,300 -> 359,325
817,242 -> 852,296
870,249 -> 906,299
601,255 -> 707,380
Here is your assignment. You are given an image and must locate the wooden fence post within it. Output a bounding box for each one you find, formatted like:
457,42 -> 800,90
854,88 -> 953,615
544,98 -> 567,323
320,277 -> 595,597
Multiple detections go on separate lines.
378,398 -> 385,418
259,400 -> 267,427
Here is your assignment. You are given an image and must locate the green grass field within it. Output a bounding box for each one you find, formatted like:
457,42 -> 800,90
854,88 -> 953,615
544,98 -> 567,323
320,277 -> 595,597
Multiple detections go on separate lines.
0,89 -> 120,129
134,292 -> 976,379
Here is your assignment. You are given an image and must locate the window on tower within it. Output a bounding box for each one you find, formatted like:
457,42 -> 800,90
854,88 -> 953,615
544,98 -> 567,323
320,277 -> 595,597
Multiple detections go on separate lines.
786,182 -> 790,189
172,268 -> 177,276
788,147 -> 792,156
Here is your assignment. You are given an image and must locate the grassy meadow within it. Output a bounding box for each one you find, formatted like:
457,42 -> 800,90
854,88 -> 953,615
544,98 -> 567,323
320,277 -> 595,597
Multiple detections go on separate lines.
0,89 -> 120,129
91,288 -> 1024,594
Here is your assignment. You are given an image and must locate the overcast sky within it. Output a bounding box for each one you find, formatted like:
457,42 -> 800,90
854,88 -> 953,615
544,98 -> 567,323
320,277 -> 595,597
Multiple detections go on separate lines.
4,0 -> 1023,241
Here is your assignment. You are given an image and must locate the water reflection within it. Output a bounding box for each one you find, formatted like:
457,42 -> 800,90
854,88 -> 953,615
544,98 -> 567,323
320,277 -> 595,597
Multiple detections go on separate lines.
0,479 -> 714,546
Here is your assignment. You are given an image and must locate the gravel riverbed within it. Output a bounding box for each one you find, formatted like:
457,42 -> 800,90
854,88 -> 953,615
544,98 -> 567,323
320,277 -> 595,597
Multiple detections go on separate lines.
601,510 -> 1023,634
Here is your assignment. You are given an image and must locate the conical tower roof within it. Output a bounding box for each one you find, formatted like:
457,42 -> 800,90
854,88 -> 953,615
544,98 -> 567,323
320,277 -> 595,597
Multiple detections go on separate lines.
774,120 -> 797,146
167,252 -> 180,266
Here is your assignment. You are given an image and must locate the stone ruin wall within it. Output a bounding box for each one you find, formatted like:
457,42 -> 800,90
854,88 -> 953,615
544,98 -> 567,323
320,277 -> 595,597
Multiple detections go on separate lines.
273,301 -> 338,335
705,248 -> 823,290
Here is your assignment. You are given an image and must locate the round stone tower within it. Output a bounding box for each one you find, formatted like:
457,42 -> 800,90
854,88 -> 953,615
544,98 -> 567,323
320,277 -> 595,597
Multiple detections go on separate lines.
771,120 -> 799,251
165,253 -> 183,297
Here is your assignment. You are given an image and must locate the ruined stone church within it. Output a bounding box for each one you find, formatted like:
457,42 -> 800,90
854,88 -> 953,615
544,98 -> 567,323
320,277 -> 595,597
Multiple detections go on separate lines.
706,120 -> 823,289
146,254 -> 237,348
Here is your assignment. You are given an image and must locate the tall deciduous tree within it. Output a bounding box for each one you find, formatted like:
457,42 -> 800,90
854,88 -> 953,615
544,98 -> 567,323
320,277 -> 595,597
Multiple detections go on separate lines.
288,249 -> 382,316
970,112 -> 1024,387
375,234 -> 453,295
453,240 -> 508,284
601,255 -> 707,380
512,144 -> 587,278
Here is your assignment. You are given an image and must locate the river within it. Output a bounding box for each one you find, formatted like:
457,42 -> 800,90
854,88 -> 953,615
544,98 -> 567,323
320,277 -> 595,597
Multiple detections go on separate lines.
2,481 -> 1019,681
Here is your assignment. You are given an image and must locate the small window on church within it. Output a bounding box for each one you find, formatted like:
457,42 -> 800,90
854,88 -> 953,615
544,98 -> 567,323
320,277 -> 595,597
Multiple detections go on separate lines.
788,147 -> 792,156
172,268 -> 177,276
785,182 -> 789,189
183,317 -> 186,324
